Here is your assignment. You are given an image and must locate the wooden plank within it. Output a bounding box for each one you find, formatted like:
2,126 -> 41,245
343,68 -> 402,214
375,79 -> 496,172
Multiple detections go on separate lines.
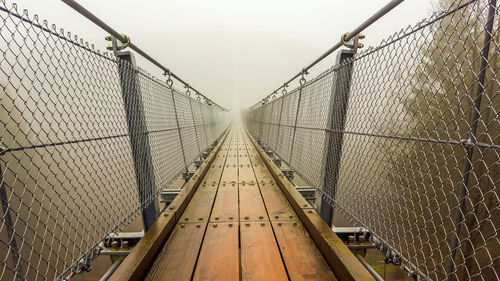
240,221 -> 288,281
220,150 -> 238,184
144,223 -> 207,281
110,129 -> 230,281
109,213 -> 175,281
243,127 -> 375,281
192,222 -> 239,281
210,185 -> 238,222
259,181 -> 296,220
239,184 -> 268,221
180,187 -> 217,223
272,220 -> 337,281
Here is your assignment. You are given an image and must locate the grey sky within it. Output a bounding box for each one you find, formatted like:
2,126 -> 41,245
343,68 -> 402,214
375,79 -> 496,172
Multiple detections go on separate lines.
16,0 -> 435,109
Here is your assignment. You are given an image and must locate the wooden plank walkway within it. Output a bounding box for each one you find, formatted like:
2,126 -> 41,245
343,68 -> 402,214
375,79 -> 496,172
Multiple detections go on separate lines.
112,122 -> 374,281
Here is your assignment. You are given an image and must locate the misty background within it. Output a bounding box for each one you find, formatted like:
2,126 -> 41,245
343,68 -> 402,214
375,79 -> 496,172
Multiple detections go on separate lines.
16,0 -> 434,109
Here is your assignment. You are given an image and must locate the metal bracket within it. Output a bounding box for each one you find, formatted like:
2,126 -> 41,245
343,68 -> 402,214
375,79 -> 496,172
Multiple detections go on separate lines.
182,170 -> 195,181
295,186 -> 316,202
280,168 -> 294,180
159,189 -> 182,204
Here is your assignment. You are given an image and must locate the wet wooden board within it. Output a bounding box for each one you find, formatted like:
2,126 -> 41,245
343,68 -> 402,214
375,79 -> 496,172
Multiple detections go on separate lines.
239,184 -> 268,222
240,221 -> 288,281
244,126 -> 374,281
259,181 -> 297,220
272,220 -> 338,281
109,213 -> 175,281
209,186 -> 238,222
144,223 -> 207,281
179,187 -> 217,223
192,222 -> 239,281
220,147 -> 238,184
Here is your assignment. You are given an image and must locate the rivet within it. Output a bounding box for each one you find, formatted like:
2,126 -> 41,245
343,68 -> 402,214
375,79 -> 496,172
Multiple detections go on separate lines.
303,204 -> 308,207
293,222 -> 297,226
169,206 -> 175,210
198,217 -> 203,221
196,224 -> 201,228
215,217 -> 219,220
260,222 -> 265,226
213,224 -> 218,228
229,216 -> 234,220
181,224 -> 185,228
277,222 -> 282,226
259,216 -> 264,219
275,215 -> 279,219
289,215 -> 293,219
245,223 -> 250,227
229,223 -> 233,227
245,216 -> 249,220
185,217 -> 189,221
164,213 -> 169,217
308,210 -> 313,213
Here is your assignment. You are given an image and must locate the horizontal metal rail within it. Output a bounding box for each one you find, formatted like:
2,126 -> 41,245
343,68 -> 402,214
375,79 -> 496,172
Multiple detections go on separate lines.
60,0 -> 220,107
255,0 -> 404,106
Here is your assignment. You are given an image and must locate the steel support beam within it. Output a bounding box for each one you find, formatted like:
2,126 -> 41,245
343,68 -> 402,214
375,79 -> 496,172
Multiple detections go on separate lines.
116,51 -> 159,230
320,49 -> 355,226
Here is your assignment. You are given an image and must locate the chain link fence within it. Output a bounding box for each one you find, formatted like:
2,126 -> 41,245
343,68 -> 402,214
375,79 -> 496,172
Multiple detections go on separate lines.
243,0 -> 499,280
0,2 -> 231,280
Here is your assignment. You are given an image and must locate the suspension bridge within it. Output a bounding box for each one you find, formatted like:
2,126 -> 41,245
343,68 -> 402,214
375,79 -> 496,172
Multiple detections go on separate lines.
0,0 -> 498,281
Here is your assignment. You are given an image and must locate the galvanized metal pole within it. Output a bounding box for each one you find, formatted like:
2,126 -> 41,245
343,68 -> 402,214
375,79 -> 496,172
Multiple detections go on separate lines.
188,98 -> 202,159
0,164 -> 24,281
289,88 -> 303,164
171,90 -> 189,173
446,0 -> 497,278
116,52 -> 159,230
320,49 -> 356,226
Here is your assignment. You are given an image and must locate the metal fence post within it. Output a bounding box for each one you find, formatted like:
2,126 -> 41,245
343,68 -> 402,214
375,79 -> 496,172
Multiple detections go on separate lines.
171,89 -> 189,173
116,51 -> 159,230
320,49 -> 355,226
188,98 -> 202,160
289,88 -> 303,165
0,164 -> 24,281
446,1 -> 497,278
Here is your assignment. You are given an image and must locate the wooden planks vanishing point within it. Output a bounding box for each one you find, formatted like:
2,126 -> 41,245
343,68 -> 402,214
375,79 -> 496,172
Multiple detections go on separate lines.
110,122 -> 374,281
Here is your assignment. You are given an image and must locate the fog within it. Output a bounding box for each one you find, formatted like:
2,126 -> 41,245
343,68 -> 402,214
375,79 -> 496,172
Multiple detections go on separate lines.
15,0 -> 434,108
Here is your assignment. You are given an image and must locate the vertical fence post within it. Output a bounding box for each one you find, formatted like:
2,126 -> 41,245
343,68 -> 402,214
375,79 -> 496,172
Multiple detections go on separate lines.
320,49 -> 355,226
446,1 -> 497,279
289,87 -> 303,166
116,51 -> 158,230
0,164 -> 24,281
171,89 -> 189,173
275,98 -> 285,158
189,98 -> 202,160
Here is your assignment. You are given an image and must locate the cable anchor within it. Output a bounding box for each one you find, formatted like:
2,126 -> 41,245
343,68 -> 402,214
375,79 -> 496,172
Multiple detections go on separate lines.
105,34 -> 131,54
340,33 -> 365,49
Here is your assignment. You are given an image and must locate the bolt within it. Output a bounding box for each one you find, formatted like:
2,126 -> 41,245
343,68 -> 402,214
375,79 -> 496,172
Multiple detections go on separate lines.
277,222 -> 282,226
198,217 -> 203,221
111,241 -> 119,251
303,204 -> 308,207
229,223 -> 233,227
274,215 -> 279,219
245,223 -> 250,227
308,210 -> 313,213
261,222 -> 265,226
259,216 -> 264,219
164,213 -> 169,217
245,216 -> 249,220
288,215 -> 293,219
181,224 -> 185,228
229,216 -> 234,220
215,217 -> 219,220
185,217 -> 189,221
293,222 -> 297,226
213,224 -> 218,228
196,224 -> 201,228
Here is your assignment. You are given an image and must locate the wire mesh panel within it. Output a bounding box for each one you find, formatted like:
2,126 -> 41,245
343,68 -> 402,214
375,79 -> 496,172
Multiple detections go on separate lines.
0,3 -> 231,280
243,1 -> 499,280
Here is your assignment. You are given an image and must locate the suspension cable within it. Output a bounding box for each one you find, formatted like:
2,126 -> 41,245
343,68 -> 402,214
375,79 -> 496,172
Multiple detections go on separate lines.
60,0 -> 218,107
255,0 -> 404,106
